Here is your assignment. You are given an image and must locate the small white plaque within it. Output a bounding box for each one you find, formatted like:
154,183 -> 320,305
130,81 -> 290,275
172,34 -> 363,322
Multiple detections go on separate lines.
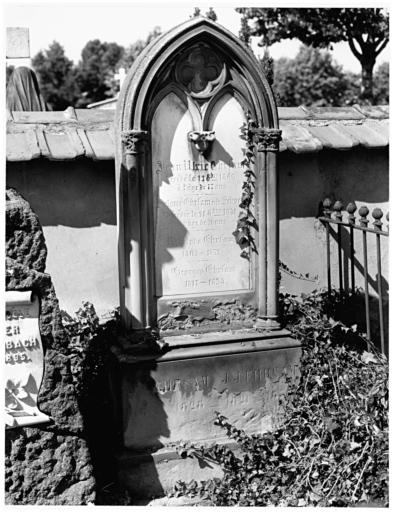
5,291 -> 50,428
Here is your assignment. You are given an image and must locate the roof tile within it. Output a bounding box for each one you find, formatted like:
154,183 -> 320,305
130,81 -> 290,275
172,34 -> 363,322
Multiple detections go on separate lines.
85,130 -> 115,160
338,123 -> 389,148
77,129 -> 95,159
305,124 -> 357,150
44,132 -> 83,160
35,128 -> 51,158
364,120 -> 389,141
75,109 -> 115,123
301,106 -> 365,120
353,105 -> 389,119
6,132 -> 40,161
281,122 -> 323,153
277,107 -> 310,120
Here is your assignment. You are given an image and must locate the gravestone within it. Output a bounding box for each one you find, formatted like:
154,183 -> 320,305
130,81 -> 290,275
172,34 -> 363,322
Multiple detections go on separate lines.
113,16 -> 301,496
5,188 -> 95,505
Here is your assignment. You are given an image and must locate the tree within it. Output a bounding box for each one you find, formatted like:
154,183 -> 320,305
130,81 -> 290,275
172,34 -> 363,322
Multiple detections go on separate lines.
274,45 -> 351,107
121,27 -> 161,70
76,40 -> 124,107
373,61 -> 389,104
239,14 -> 251,46
236,8 -> 389,103
31,41 -> 79,110
259,48 -> 280,106
205,8 -> 218,22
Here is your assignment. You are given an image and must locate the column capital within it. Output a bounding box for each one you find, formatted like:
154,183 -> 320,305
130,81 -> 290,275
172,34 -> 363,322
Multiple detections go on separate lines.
121,130 -> 149,155
254,128 -> 282,152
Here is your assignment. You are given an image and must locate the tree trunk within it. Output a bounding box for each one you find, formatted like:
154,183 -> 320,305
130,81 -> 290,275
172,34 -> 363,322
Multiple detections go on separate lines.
360,59 -> 375,105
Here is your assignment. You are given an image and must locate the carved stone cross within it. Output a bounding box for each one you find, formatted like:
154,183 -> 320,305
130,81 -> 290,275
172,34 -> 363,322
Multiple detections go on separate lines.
115,67 -> 127,95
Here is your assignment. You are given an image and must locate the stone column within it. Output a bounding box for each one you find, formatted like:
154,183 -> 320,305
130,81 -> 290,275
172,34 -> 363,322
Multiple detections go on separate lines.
120,130 -> 149,330
254,128 -> 282,329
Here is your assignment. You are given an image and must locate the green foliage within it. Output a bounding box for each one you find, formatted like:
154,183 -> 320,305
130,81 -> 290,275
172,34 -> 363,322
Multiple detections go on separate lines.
121,27 -> 161,70
61,303 -> 121,490
259,47 -> 280,106
236,8 -> 389,103
373,61 -> 389,104
76,39 -> 124,107
239,14 -> 251,46
205,8 -> 217,22
233,113 -> 258,259
274,45 -> 352,107
31,41 -> 79,110
62,302 -> 120,397
171,289 -> 389,507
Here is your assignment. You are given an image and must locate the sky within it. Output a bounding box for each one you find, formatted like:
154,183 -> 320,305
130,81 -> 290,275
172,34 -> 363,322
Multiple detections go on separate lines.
4,1 -> 390,74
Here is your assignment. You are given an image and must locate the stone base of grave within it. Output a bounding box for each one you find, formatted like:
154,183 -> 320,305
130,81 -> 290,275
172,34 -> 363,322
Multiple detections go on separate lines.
111,330 -> 301,498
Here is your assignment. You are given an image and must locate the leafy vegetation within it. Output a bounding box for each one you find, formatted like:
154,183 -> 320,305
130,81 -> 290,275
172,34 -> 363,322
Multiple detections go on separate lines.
31,41 -> 80,110
236,8 -> 389,103
274,45 -> 351,107
170,289 -> 389,507
61,303 -> 121,493
232,113 -> 257,259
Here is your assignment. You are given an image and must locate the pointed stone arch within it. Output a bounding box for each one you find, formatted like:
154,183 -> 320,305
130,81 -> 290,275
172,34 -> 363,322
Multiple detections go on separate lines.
115,17 -> 281,331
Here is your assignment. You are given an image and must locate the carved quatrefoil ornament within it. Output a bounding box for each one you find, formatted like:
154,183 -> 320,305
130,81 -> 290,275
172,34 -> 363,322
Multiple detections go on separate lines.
188,131 -> 215,155
176,44 -> 226,99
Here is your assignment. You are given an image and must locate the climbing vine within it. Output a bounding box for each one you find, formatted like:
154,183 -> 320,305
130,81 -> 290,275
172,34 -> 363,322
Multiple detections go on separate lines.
234,115 -> 319,282
232,112 -> 258,259
170,289 -> 389,507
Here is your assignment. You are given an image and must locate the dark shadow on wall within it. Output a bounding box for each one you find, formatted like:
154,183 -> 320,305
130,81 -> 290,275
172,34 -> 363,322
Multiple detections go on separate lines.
279,147 -> 389,221
279,146 -> 389,353
318,219 -> 389,355
7,159 -> 117,228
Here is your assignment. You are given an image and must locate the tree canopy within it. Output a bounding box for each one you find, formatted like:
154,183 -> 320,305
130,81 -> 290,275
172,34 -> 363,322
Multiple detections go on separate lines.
31,41 -> 79,110
236,8 -> 389,103
76,40 -> 124,107
274,45 -> 351,107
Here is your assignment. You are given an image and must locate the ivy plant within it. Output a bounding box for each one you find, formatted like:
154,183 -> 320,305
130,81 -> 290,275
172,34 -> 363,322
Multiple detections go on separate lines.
171,289 -> 389,507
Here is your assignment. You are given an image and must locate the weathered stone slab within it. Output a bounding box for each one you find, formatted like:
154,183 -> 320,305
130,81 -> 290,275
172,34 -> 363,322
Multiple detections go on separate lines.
6,27 -> 30,58
120,342 -> 301,449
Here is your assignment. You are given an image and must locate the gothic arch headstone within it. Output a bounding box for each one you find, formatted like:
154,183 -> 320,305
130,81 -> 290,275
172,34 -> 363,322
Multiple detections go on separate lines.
113,16 -> 300,496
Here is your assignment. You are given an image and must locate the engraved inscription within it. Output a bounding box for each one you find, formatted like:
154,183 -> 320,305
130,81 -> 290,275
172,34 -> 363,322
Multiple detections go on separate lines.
152,92 -> 251,296
5,292 -> 50,428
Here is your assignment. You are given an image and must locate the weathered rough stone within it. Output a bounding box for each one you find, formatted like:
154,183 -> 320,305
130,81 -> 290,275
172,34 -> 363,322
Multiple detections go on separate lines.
5,187 -> 96,505
6,187 -> 47,272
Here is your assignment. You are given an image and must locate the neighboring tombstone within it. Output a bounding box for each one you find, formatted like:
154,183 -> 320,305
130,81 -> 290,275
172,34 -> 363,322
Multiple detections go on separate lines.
114,67 -> 126,96
113,17 -> 301,495
6,27 -> 30,59
5,290 -> 50,428
5,188 -> 95,505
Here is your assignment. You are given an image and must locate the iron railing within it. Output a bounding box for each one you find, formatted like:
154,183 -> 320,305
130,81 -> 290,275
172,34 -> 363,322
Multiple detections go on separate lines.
318,198 -> 389,355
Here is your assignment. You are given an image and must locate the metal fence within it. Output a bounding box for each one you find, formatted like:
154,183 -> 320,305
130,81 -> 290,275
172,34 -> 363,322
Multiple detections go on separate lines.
318,198 -> 389,355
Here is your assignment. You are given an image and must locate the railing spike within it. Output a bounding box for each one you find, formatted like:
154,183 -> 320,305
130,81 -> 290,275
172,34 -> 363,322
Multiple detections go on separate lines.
323,198 -> 332,218
346,202 -> 357,225
372,208 -> 383,231
359,206 -> 369,228
333,200 -> 343,221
